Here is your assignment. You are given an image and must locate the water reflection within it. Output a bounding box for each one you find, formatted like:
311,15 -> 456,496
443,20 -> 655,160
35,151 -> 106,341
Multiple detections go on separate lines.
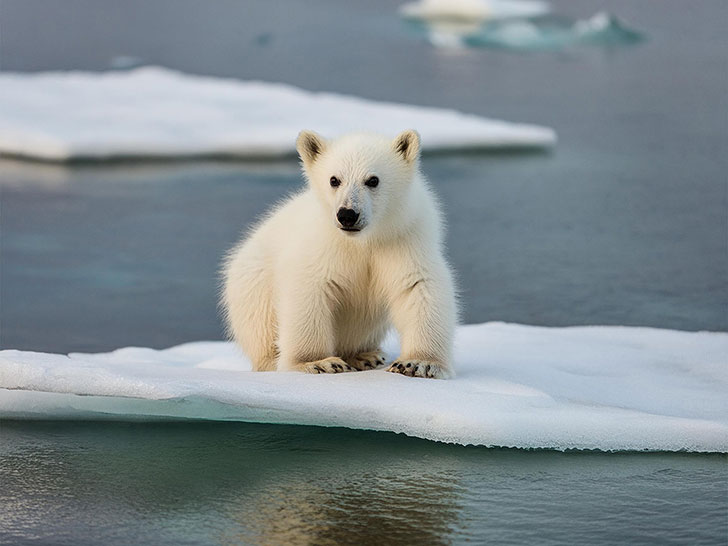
226,469 -> 464,545
0,422 -> 467,545
1,422 -> 725,545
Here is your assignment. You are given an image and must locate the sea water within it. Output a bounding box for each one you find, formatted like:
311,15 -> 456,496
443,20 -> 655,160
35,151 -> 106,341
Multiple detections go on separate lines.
0,0 -> 726,542
1,422 -> 726,545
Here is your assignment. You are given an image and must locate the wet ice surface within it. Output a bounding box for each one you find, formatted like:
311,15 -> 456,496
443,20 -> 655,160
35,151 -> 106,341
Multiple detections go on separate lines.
1,422 -> 726,546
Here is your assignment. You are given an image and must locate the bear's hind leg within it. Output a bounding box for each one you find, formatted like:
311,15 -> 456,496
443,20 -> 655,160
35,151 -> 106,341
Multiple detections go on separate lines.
222,250 -> 278,372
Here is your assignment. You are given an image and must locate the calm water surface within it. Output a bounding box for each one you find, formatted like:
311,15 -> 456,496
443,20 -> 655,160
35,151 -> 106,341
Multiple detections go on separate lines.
0,0 -> 726,544
1,422 -> 726,545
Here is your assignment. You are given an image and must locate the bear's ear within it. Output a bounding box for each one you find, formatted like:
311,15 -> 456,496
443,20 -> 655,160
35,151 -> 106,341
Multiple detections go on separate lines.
296,130 -> 327,166
393,129 -> 421,164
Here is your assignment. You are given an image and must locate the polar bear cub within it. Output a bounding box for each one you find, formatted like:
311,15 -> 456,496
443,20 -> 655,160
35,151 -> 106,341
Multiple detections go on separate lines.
221,129 -> 457,378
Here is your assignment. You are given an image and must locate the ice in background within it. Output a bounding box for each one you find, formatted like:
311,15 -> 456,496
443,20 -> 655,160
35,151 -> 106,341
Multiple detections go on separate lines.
0,67 -> 554,160
402,4 -> 644,51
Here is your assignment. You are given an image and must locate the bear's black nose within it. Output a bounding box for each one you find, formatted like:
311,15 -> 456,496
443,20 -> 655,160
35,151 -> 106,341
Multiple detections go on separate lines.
336,208 -> 360,228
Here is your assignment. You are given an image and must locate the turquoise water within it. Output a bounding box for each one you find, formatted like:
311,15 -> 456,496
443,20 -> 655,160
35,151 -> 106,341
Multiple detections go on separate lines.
1,0 -> 727,543
1,422 -> 726,545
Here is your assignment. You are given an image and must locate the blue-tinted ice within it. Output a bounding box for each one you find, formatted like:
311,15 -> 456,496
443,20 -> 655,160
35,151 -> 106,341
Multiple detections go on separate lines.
408,12 -> 644,51
467,12 -> 644,51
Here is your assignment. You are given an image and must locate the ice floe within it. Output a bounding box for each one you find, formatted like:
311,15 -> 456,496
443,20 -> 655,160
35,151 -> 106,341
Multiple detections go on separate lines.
0,67 -> 555,161
399,0 -> 550,22
1,322 -> 726,452
465,12 -> 645,51
406,7 -> 643,52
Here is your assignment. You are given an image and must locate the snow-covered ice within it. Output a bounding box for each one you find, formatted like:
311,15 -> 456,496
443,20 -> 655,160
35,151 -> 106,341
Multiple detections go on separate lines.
400,0 -> 550,22
1,322 -> 726,452
0,67 -> 556,161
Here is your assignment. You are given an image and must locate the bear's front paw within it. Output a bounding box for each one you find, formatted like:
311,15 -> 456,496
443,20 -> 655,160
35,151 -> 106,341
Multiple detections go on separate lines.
386,360 -> 450,379
346,350 -> 387,371
300,357 -> 356,374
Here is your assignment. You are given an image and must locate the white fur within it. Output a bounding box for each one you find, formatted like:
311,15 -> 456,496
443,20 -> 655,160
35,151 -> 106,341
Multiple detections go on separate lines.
221,130 -> 457,378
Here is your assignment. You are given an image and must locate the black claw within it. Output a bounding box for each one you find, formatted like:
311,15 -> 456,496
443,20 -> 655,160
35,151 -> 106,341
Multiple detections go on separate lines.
314,365 -> 324,373
406,363 -> 412,368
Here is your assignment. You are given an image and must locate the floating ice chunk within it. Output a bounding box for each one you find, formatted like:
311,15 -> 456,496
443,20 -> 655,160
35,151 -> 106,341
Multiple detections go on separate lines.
0,67 -> 555,161
1,322 -> 726,453
465,12 -> 644,51
400,0 -> 550,22
573,11 -> 644,45
408,9 -> 644,52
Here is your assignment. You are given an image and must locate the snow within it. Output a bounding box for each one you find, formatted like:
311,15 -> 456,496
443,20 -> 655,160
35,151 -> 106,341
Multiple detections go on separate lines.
1,322 -> 726,452
0,67 -> 555,161
399,0 -> 550,22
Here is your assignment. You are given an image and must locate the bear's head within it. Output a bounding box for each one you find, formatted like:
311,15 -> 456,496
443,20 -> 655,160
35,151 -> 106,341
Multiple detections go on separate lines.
296,129 -> 421,239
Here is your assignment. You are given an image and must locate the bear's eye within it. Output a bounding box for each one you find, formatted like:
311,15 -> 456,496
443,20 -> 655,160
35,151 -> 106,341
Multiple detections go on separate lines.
330,176 -> 341,188
365,176 -> 379,188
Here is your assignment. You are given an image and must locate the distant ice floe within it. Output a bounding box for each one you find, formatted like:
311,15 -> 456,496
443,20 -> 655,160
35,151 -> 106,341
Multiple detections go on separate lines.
402,3 -> 643,52
0,67 -> 556,162
1,322 -> 726,453
399,0 -> 550,22
399,0 -> 551,48
465,12 -> 645,51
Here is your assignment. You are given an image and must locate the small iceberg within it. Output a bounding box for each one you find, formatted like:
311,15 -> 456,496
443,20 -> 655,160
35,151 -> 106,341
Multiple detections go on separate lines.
407,9 -> 644,52
399,0 -> 551,48
399,0 -> 550,22
0,67 -> 556,162
466,12 -> 645,51
1,322 -> 726,453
